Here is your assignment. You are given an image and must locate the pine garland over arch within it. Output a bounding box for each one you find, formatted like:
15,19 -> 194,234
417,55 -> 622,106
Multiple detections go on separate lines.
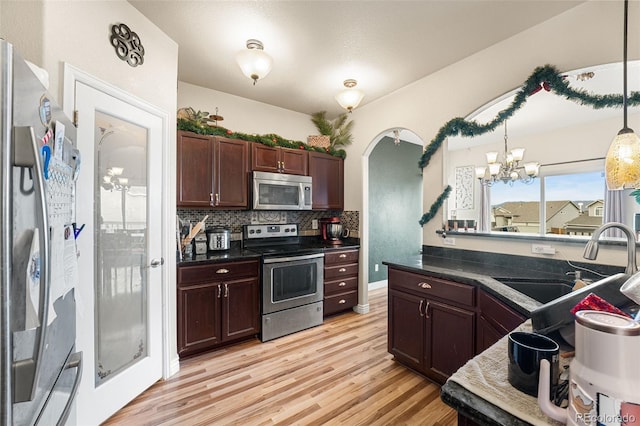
419,64 -> 640,227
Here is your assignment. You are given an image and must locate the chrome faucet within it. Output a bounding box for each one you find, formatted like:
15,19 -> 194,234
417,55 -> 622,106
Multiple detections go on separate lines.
583,222 -> 638,274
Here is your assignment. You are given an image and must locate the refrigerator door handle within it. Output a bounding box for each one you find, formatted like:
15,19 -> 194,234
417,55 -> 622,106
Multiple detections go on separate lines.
55,351 -> 82,426
12,126 -> 51,403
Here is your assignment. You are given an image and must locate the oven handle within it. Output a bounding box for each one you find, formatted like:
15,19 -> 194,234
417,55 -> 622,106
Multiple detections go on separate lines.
263,252 -> 325,264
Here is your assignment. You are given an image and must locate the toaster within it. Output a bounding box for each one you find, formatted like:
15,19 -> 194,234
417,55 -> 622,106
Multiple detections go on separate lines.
206,227 -> 231,251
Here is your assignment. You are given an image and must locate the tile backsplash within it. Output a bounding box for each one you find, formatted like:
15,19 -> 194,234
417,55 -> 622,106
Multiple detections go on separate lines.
177,209 -> 359,239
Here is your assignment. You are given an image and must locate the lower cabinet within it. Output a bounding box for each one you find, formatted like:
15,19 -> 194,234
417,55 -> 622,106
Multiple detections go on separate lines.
388,266 -> 530,385
476,289 -> 526,353
323,248 -> 359,316
177,259 -> 260,358
388,267 -> 475,385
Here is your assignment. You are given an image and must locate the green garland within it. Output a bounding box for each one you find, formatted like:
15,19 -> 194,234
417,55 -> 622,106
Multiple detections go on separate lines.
177,118 -> 347,159
419,186 -> 451,226
419,64 -> 640,226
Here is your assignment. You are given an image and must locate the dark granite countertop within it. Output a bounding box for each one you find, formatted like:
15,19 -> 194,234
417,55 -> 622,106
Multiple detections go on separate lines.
178,237 -> 360,266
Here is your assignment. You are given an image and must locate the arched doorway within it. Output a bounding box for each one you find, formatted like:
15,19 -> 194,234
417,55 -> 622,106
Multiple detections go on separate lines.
359,128 -> 424,312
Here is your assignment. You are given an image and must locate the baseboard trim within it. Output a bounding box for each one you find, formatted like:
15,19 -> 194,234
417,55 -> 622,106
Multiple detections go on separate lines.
368,280 -> 388,291
353,303 -> 370,314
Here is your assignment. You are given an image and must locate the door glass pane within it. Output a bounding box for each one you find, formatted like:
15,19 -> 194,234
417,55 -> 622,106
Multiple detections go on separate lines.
94,111 -> 148,385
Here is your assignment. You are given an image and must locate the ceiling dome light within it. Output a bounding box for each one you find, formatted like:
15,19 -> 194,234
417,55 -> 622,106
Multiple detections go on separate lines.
335,79 -> 364,113
236,39 -> 273,85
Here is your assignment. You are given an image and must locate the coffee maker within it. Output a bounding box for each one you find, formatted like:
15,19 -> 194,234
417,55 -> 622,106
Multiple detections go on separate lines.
319,217 -> 344,244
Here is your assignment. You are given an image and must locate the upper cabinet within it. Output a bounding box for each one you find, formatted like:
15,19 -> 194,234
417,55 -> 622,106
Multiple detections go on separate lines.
251,144 -> 308,175
177,131 -> 250,208
308,151 -> 344,211
177,130 -> 343,211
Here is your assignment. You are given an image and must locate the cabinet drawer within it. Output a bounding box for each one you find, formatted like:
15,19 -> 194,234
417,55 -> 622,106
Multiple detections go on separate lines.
324,263 -> 358,280
178,259 -> 259,286
388,268 -> 474,307
325,249 -> 359,265
324,291 -> 357,316
324,276 -> 358,296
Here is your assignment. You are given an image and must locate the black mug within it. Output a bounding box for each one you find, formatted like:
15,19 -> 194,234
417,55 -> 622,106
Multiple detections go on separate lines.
507,331 -> 559,397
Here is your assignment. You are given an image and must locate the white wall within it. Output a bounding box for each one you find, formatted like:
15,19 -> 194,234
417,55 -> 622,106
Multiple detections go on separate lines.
178,81 -> 317,142
1,0 -> 181,376
344,1 -> 640,269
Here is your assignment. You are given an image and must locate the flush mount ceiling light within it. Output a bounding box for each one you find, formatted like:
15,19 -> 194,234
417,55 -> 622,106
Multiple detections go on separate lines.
236,39 -> 273,85
335,79 -> 364,113
605,0 -> 640,190
475,121 -> 539,186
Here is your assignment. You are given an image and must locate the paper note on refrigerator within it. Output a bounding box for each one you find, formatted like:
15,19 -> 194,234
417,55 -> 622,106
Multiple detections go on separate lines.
63,224 -> 79,295
25,228 -> 41,329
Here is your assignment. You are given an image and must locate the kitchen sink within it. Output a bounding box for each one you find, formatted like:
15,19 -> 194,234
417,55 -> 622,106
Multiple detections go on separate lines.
530,273 -> 636,339
492,277 -> 574,304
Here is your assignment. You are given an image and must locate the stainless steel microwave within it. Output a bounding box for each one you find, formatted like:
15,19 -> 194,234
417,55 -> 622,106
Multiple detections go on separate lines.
252,171 -> 313,210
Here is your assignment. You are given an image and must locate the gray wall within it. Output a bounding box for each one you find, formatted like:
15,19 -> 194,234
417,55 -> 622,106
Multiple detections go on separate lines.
369,137 -> 423,282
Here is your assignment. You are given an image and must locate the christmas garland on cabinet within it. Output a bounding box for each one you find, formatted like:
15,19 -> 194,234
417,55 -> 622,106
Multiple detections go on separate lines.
419,64 -> 640,226
177,118 -> 347,159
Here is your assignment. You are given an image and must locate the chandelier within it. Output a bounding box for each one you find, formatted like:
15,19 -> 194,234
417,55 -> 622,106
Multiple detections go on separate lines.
475,121 -> 539,186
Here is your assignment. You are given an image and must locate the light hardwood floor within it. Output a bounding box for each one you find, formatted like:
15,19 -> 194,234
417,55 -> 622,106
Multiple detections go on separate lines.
103,288 -> 457,425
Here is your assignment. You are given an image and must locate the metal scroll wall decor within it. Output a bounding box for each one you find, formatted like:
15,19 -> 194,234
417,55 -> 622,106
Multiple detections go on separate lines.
110,23 -> 145,67
418,64 -> 640,226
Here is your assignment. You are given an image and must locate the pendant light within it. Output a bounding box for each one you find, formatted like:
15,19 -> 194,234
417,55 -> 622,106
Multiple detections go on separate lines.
236,39 -> 273,85
335,79 -> 364,113
605,0 -> 640,190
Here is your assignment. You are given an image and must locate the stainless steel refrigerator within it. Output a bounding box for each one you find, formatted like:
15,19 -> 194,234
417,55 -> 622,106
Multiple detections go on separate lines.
1,40 -> 82,425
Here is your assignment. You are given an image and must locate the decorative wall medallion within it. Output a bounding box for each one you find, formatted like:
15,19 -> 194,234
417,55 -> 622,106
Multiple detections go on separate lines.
110,23 -> 145,67
455,165 -> 474,210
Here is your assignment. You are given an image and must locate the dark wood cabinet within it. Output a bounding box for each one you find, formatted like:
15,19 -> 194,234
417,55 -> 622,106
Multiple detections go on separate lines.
308,151 -> 343,210
476,289 -> 526,353
177,131 -> 213,207
251,143 -> 308,175
323,248 -> 359,316
177,131 -> 250,208
177,259 -> 260,358
387,267 -> 475,384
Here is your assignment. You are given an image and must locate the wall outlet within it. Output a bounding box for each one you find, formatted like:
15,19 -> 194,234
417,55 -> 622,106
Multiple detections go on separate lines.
443,237 -> 456,246
312,219 -> 318,230
374,263 -> 379,272
532,244 -> 556,255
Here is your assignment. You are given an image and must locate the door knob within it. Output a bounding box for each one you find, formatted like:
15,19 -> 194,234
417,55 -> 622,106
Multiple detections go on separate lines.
150,258 -> 164,268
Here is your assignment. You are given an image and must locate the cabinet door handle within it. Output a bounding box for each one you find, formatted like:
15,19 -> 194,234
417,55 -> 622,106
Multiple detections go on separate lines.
338,282 -> 346,287
418,282 -> 431,289
424,301 -> 430,319
419,300 -> 424,317
216,268 -> 229,274
339,267 -> 347,272
281,161 -> 285,170
339,254 -> 347,258
209,193 -> 214,206
224,283 -> 229,298
217,284 -> 221,298
338,299 -> 346,304
215,193 -> 220,206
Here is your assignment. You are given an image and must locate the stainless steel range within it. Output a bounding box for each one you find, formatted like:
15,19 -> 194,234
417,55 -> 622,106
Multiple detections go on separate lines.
243,224 -> 324,342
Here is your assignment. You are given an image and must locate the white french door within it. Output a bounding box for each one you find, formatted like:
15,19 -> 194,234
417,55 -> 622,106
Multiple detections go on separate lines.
72,80 -> 164,425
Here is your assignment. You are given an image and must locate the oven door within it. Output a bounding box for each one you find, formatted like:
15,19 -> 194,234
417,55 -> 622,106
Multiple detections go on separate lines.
262,253 -> 324,314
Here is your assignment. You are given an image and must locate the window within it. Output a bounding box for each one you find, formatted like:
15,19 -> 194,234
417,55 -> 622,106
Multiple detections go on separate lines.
489,168 -> 605,237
